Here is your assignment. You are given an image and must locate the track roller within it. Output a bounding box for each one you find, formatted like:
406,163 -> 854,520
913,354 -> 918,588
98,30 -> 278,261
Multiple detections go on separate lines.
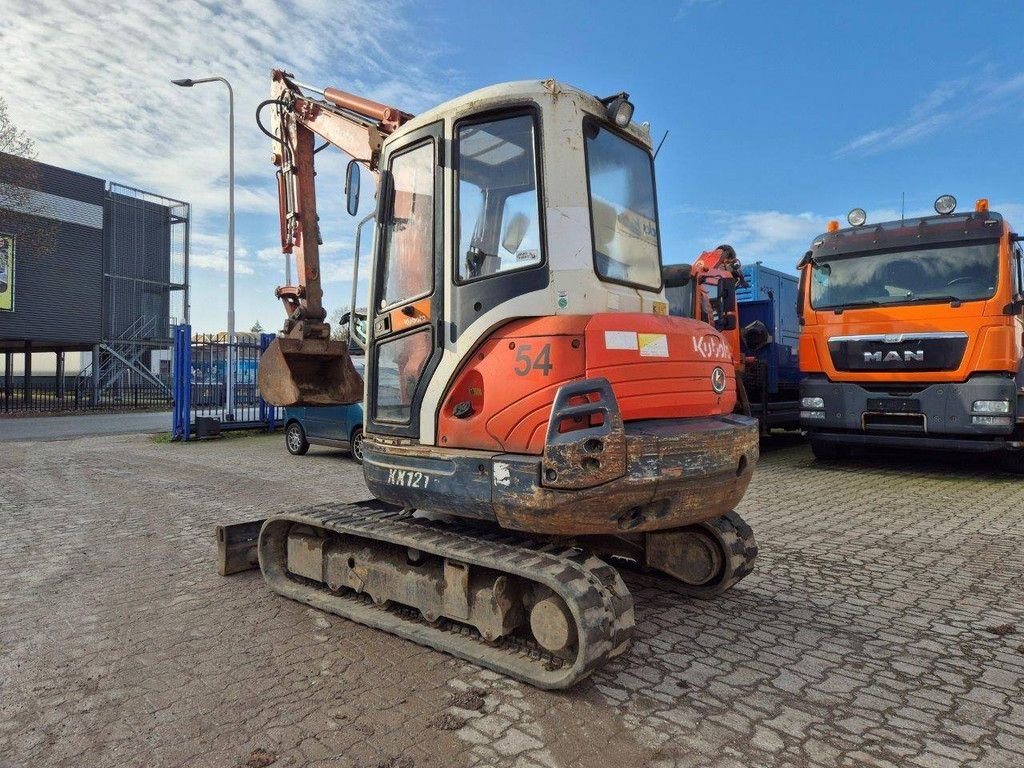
256,500 -> 634,689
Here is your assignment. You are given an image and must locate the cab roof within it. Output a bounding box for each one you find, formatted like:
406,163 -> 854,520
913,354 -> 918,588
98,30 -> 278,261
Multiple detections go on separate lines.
391,79 -> 654,149
809,211 -> 1006,260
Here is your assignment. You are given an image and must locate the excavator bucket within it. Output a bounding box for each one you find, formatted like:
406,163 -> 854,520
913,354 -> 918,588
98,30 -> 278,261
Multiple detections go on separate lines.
257,336 -> 364,407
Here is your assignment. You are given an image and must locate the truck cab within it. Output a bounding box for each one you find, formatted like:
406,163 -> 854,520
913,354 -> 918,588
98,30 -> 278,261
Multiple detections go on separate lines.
797,197 -> 1024,466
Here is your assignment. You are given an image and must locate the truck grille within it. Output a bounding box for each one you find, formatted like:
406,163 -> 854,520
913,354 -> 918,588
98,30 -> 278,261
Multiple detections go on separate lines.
828,333 -> 967,373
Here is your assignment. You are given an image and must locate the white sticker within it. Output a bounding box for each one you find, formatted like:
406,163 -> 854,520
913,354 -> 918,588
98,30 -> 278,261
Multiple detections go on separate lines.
693,334 -> 729,359
604,331 -> 638,350
493,462 -> 511,487
638,333 -> 669,357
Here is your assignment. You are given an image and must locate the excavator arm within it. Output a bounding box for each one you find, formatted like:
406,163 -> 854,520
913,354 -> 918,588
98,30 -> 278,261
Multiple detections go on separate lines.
257,70 -> 412,407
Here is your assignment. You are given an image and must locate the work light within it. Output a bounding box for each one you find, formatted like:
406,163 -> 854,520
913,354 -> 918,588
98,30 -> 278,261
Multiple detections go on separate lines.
847,208 -> 866,227
609,97 -> 633,126
600,92 -> 634,127
934,195 -> 957,215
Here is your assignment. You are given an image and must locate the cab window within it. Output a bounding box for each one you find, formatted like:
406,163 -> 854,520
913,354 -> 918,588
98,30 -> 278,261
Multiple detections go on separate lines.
584,121 -> 662,290
456,113 -> 542,282
379,141 -> 435,309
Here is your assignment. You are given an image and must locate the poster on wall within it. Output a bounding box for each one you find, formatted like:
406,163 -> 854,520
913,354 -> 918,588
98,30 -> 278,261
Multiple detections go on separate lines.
0,234 -> 13,311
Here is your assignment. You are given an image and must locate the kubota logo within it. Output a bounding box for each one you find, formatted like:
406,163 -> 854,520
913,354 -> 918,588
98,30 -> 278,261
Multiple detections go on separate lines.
693,334 -> 728,359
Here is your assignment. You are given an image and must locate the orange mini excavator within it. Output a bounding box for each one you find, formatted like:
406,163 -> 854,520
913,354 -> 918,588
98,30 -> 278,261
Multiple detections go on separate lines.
219,71 -> 759,688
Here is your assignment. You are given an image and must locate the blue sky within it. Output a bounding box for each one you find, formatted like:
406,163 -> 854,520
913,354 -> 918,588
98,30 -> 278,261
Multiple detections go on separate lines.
5,0 -> 1024,332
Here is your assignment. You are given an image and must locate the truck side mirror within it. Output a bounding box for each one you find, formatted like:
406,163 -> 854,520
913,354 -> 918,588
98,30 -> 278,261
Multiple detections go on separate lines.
662,263 -> 692,288
345,160 -> 361,216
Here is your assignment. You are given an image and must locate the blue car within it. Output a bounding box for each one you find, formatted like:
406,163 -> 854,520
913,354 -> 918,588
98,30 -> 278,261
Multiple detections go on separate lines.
283,355 -> 365,463
284,400 -> 364,462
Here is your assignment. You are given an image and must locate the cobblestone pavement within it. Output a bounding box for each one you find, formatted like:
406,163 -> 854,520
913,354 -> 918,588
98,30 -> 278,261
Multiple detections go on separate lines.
2,433 -> 1023,768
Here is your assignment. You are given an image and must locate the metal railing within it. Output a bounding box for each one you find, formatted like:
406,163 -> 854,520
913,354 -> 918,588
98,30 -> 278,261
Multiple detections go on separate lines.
1,372 -> 172,414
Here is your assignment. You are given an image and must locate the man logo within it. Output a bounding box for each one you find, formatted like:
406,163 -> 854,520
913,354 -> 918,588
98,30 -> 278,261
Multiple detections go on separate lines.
864,350 -> 924,363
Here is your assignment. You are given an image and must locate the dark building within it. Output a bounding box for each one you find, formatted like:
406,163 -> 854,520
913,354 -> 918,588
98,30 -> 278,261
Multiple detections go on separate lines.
0,153 -> 189,404
0,159 -> 106,348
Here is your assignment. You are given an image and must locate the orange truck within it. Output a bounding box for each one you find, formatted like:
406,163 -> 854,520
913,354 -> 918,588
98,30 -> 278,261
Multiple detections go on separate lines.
797,195 -> 1024,469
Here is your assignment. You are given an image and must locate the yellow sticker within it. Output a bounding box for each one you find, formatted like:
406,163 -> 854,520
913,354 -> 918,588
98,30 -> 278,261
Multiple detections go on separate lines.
652,301 -> 667,316
638,333 -> 669,357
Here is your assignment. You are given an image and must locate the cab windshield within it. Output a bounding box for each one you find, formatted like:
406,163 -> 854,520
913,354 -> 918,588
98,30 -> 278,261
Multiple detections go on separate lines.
810,241 -> 1000,310
584,121 -> 662,289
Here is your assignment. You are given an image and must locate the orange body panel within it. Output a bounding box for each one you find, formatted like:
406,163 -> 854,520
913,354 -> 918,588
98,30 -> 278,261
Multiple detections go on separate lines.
438,314 -> 735,454
799,225 -> 1024,382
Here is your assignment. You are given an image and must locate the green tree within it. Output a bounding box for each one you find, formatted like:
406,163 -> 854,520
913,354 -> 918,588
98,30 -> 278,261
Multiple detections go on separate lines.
250,321 -> 264,333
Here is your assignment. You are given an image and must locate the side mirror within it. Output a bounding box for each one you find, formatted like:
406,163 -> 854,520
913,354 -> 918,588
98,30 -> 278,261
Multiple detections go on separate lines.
501,212 -> 529,254
345,160 -> 361,216
662,263 -> 692,288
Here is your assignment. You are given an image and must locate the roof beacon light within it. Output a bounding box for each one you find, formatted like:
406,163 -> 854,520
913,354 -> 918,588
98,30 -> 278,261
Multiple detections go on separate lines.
827,220 -> 840,233
934,194 -> 957,215
847,208 -> 867,227
975,198 -> 989,213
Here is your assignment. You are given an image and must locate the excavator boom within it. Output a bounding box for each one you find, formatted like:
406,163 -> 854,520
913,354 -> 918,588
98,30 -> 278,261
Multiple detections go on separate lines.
257,70 -> 411,407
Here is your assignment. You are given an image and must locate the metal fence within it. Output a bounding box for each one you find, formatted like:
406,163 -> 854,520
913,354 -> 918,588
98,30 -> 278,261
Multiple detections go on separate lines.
1,367 -> 172,414
171,325 -> 279,440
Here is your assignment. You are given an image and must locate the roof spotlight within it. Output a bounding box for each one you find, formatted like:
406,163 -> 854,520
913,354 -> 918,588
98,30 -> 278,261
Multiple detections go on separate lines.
600,92 -> 634,127
847,208 -> 867,227
934,194 -> 957,215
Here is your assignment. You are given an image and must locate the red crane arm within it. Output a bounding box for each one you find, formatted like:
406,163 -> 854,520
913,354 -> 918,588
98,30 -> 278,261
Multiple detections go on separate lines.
266,69 -> 413,340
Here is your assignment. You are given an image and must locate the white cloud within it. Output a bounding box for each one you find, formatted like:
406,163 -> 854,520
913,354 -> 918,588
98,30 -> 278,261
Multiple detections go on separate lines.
676,204 -> 948,272
0,0 -> 453,329
713,210 -> 824,263
190,252 -> 255,275
835,70 -> 1024,157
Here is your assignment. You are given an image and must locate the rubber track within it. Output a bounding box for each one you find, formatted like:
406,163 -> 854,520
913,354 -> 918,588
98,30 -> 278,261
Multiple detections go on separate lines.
257,500 -> 635,690
624,510 -> 758,599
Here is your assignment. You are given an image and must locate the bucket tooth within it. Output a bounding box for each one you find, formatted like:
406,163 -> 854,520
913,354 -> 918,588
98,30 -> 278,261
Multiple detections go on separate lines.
257,336 -> 363,407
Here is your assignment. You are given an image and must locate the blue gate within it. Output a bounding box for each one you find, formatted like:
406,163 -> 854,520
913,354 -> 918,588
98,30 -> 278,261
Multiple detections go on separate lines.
171,324 -> 279,440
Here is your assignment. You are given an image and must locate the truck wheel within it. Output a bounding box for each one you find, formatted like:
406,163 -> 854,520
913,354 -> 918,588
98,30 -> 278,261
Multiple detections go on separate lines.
810,440 -> 850,461
350,426 -> 364,464
286,422 -> 310,456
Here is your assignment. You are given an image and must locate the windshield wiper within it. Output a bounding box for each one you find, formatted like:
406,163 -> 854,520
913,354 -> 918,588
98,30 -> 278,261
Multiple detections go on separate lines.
827,299 -> 886,314
901,294 -> 966,306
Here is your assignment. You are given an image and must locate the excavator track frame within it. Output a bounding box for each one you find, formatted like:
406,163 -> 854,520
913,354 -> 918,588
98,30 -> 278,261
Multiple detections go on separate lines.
639,510 -> 758,599
251,499 -> 635,689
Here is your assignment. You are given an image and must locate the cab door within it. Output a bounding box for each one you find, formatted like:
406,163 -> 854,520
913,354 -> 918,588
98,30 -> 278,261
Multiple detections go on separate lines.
365,121 -> 444,440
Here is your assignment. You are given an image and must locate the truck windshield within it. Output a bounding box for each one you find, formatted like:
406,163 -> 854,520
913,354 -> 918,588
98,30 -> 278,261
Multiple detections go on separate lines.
810,242 -> 1000,310
584,122 -> 662,290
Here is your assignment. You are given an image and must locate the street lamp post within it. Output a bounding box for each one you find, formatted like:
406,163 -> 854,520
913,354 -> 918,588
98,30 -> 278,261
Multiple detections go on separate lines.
172,76 -> 236,420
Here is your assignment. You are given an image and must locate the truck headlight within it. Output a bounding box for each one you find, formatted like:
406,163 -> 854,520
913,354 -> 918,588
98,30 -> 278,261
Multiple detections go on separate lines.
972,415 -> 1011,426
972,400 -> 1010,414
801,397 -> 824,409
800,410 -> 826,420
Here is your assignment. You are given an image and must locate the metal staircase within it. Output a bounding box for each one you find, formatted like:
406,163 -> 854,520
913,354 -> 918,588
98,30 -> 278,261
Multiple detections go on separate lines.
76,316 -> 172,403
